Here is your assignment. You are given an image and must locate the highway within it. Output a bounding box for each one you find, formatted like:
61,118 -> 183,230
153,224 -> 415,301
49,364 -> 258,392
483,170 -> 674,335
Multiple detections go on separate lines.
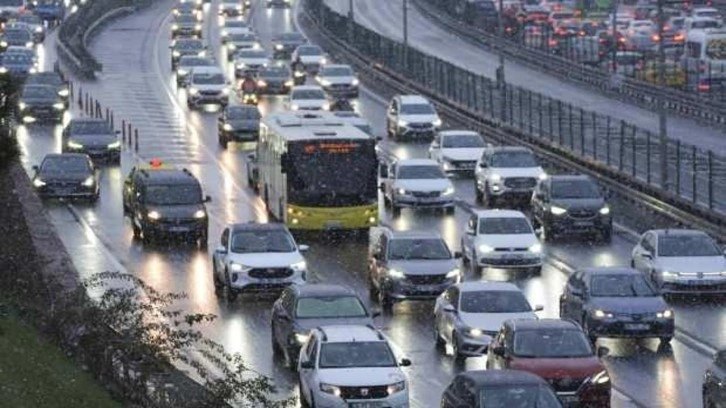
17,0 -> 724,406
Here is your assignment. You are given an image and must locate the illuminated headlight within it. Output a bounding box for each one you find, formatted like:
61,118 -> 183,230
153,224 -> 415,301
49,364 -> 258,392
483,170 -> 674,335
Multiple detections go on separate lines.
550,206 -> 567,215
468,328 -> 483,337
194,24 -> 202,31
147,210 -> 161,220
253,42 -> 261,49
0,67 -> 7,74
198,50 -> 206,57
172,24 -> 179,30
35,26 -> 43,33
320,57 -> 327,64
229,263 -> 245,272
18,102 -> 26,110
478,244 -> 494,253
221,30 -> 229,37
291,260 -> 306,271
193,209 -> 206,219
528,243 -> 543,253
290,104 -> 299,111
29,67 -> 38,74
275,43 -> 283,50
107,141 -> 121,149
81,176 -> 95,187
0,41 -> 7,47
25,41 -> 33,48
33,178 -> 46,187
386,381 -> 406,395
320,383 -> 341,397
257,79 -> 267,87
293,70 -> 305,77
662,270 -> 680,279
221,88 -> 230,95
223,123 -> 233,131
294,332 -> 309,344
172,50 -> 181,57
319,79 -> 331,87
388,269 -> 405,279
53,102 -> 65,110
67,140 -> 83,149
397,119 -> 408,127
593,309 -> 613,319
656,309 -> 674,319
58,88 -> 69,97
236,62 -> 246,68
445,268 -> 460,279
322,102 -> 330,111
591,370 -> 610,385
489,173 -> 502,182
236,4 -> 242,9
442,186 -> 455,196
599,206 -> 610,215
177,68 -> 188,76
352,78 -> 359,86
188,87 -> 199,95
538,173 -> 548,181
397,188 -> 408,195
432,118 -> 443,127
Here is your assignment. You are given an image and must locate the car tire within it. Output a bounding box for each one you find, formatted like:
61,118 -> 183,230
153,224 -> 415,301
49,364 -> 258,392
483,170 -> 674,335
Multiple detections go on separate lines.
225,271 -> 237,302
219,133 -> 228,149
132,222 -> 141,239
475,185 -> 483,204
142,230 -> 154,245
452,334 -> 465,362
630,259 -> 635,268
703,393 -> 715,408
543,224 -> 556,242
198,231 -> 208,250
212,264 -> 223,291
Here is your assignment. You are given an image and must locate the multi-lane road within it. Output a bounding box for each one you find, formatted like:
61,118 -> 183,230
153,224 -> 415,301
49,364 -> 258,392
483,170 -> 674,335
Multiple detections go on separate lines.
18,0 -> 725,406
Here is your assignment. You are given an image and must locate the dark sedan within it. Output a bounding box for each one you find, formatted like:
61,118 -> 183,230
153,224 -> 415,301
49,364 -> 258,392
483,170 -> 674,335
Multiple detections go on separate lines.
170,38 -> 206,68
257,65 -> 293,95
560,267 -> 674,346
62,118 -> 121,164
0,28 -> 34,51
441,370 -> 563,408
271,31 -> 306,59
217,104 -> 260,148
270,284 -> 378,369
25,71 -> 70,105
704,349 -> 726,408
17,84 -> 65,124
32,153 -> 99,201
0,53 -> 37,77
171,14 -> 202,38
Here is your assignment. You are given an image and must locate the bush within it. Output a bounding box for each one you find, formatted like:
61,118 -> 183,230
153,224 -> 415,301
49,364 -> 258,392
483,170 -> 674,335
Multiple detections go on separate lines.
0,74 -> 20,167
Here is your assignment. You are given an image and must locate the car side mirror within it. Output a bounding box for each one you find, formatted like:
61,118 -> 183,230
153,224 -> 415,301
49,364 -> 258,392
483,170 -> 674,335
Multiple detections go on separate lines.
298,244 -> 309,252
492,345 -> 506,357
299,360 -> 313,369
399,358 -> 412,367
478,162 -> 487,168
443,304 -> 457,313
465,228 -> 475,236
533,304 -> 544,312
32,165 -> 38,171
277,312 -> 291,321
215,245 -> 227,254
204,195 -> 212,203
371,310 -> 381,318
597,346 -> 610,358
642,253 -> 653,260
378,182 -> 386,192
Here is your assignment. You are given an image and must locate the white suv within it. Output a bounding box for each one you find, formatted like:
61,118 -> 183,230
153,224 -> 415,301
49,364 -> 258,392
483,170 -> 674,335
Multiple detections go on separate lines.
298,325 -> 411,408
212,222 -> 308,301
474,146 -> 547,207
187,66 -> 230,108
386,94 -> 442,141
379,158 -> 456,215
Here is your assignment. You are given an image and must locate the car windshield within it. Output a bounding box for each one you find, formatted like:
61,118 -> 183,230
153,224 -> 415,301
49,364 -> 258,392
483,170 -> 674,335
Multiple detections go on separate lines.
18,16 -> 41,25
180,57 -> 211,67
479,385 -> 563,408
230,229 -> 296,253
261,67 -> 290,77
695,10 -> 720,18
460,290 -> 532,313
239,49 -> 267,58
2,54 -> 32,64
397,164 -> 444,179
70,121 -> 112,134
176,40 -> 203,50
178,15 -> 197,23
490,151 -> 538,167
321,66 -> 353,76
479,217 -> 533,234
225,21 -> 248,28
658,234 -> 722,257
296,296 -> 367,318
230,34 -> 256,41
441,134 -> 484,148
226,107 -> 260,119
513,329 -> 593,358
692,20 -> 720,29
144,184 -> 202,205
192,73 -> 225,84
400,103 -> 434,114
319,342 -> 396,368
5,30 -> 30,40
551,179 -> 601,199
22,86 -> 55,99
278,32 -> 304,41
590,274 -> 657,297
670,18 -> 685,28
616,53 -> 643,64
41,157 -> 91,173
388,238 -> 451,260
297,46 -> 322,55
292,89 -> 326,100
27,74 -> 62,86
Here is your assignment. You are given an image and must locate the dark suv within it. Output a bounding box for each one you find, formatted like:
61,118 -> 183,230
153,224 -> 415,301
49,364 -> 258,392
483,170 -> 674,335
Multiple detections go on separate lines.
122,160 -> 211,247
704,350 -> 726,408
531,175 -> 613,242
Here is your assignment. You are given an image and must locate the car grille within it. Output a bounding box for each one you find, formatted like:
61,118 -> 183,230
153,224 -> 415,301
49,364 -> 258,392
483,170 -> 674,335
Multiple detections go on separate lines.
503,177 -> 537,189
339,385 -> 389,400
408,122 -> 433,129
494,247 -> 528,252
46,181 -> 81,190
405,274 -> 447,285
612,312 -> 656,320
200,90 -> 220,96
412,191 -> 440,198
547,377 -> 586,393
451,160 -> 476,169
480,257 -> 537,266
157,218 -> 198,226
568,209 -> 597,219
248,268 -> 293,279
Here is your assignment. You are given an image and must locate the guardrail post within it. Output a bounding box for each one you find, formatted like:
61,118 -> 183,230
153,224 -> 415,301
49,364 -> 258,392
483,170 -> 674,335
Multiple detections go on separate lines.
591,112 -> 597,159
675,140 -> 680,195
528,91 -> 534,135
548,98 -> 553,141
692,146 -> 697,203
708,151 -> 713,209
568,104 -> 574,150
77,86 -> 83,109
122,119 -> 126,143
518,88 -> 523,128
96,101 -> 101,118
557,100 -> 563,146
105,107 -> 110,122
631,127 -> 636,177
134,129 -> 139,152
84,93 -> 89,114
619,121 -> 625,171
128,122 -> 132,147
606,116 -> 611,166
579,108 -> 585,156
110,111 -> 114,129
646,132 -> 651,184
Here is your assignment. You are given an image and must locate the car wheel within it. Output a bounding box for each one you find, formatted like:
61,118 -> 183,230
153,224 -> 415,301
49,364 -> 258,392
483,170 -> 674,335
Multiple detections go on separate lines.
452,334 -> 465,362
630,259 -> 635,268
433,325 -> 446,351
219,133 -> 228,149
212,264 -> 223,291
475,185 -> 483,204
142,230 -> 154,245
543,224 -> 556,243
703,393 -> 714,408
225,271 -> 237,302
470,251 -> 480,274
132,222 -> 141,239
198,231 -> 208,250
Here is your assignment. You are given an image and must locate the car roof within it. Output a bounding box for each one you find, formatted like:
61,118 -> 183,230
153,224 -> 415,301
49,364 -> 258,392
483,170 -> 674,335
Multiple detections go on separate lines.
291,284 -> 357,298
438,130 -> 480,137
396,158 -> 438,166
457,281 -> 522,292
137,169 -> 200,184
579,267 -> 640,276
190,66 -> 223,74
509,318 -> 580,331
456,369 -> 552,387
397,94 -> 430,104
291,85 -> 325,92
317,325 -> 382,343
229,222 -> 288,234
387,229 -> 443,240
473,209 -> 527,219
321,64 -> 351,70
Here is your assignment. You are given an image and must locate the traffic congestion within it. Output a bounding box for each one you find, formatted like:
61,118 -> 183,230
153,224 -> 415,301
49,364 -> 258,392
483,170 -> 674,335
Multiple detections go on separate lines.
10,0 -> 726,406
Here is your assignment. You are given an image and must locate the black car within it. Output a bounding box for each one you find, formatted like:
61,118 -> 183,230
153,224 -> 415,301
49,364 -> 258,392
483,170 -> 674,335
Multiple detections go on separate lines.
170,38 -> 206,68
171,14 -> 202,38
0,28 -> 33,51
32,153 -> 99,201
257,65 -> 293,94
559,267 -> 674,345
217,104 -> 260,148
441,370 -> 563,408
17,84 -> 65,124
271,31 -> 306,59
62,118 -> 121,164
25,71 -> 70,105
531,175 -> 613,242
122,160 -> 210,246
175,55 -> 214,86
0,53 -> 36,77
704,349 -> 726,408
271,284 -> 377,369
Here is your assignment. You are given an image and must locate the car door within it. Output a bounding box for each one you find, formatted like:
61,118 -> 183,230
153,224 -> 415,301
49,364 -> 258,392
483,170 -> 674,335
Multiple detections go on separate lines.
488,329 -> 508,369
298,335 -> 318,402
371,234 -> 390,289
386,99 -> 398,133
461,215 -> 478,260
566,272 -> 587,324
122,167 -> 136,209
442,287 -> 460,344
429,133 -> 442,161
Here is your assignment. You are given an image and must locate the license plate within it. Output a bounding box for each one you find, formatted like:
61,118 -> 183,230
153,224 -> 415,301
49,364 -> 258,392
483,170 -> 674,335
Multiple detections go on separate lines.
503,253 -> 524,259
349,402 -> 384,408
573,221 -> 593,227
168,226 -> 190,232
324,221 -> 342,229
625,323 -> 649,331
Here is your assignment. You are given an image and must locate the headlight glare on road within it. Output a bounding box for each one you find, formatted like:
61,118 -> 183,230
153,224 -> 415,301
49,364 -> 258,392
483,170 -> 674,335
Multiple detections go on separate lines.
320,383 -> 341,397
193,209 -> 206,219
67,140 -> 83,149
599,206 -> 610,215
33,178 -> 46,187
294,332 -> 309,344
593,309 -> 613,319
387,381 -> 406,395
53,102 -> 65,110
107,141 -> 121,149
147,210 -> 161,220
591,370 -> 610,385
478,244 -> 494,253
388,269 -> 405,279
81,176 -> 95,187
442,186 -> 455,196
528,243 -> 543,253
446,268 -> 460,279
657,309 -> 674,319
550,205 -> 567,215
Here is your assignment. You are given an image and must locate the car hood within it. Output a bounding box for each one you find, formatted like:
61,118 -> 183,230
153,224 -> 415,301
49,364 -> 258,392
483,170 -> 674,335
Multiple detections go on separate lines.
656,256 -> 726,273
37,171 -> 91,182
393,179 -> 452,192
509,356 -> 603,380
226,119 -> 259,129
226,251 -> 304,268
441,147 -> 485,161
474,233 -> 539,249
236,57 -> 269,66
319,76 -> 354,85
68,134 -> 117,146
550,198 -> 606,211
295,316 -> 374,332
299,55 -> 324,64
487,166 -> 545,178
589,296 -> 668,314
3,62 -> 33,69
460,311 -> 538,332
178,48 -> 203,55
317,367 -> 406,387
260,75 -> 290,83
193,84 -> 226,91
146,204 -> 205,219
177,21 -> 197,27
21,96 -> 59,106
388,259 -> 457,275
399,113 -> 439,123
291,99 -> 327,108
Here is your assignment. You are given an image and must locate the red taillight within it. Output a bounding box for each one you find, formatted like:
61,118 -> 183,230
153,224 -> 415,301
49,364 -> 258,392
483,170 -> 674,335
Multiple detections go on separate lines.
674,33 -> 684,42
549,39 -> 558,47
652,34 -> 660,42
698,83 -> 711,92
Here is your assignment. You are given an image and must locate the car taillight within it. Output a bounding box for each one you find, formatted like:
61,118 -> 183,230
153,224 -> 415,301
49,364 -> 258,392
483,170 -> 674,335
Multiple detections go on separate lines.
698,82 -> 710,92
652,34 -> 660,42
549,39 -> 558,47
674,33 -> 684,42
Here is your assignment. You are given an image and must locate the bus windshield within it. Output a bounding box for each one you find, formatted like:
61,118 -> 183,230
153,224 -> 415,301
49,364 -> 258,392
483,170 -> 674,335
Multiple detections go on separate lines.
285,138 -> 377,206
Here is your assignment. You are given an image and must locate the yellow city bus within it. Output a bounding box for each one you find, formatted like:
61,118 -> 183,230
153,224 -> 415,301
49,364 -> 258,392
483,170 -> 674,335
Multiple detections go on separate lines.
255,111 -> 378,232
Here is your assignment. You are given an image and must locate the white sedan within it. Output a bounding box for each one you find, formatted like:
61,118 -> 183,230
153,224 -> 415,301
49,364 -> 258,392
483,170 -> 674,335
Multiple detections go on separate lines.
287,85 -> 329,111
428,130 -> 486,175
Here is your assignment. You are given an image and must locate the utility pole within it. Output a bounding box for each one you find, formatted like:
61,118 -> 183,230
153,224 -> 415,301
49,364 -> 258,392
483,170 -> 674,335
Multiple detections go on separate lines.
610,0 -> 617,73
498,0 -> 506,122
403,0 -> 409,47
656,0 -> 668,190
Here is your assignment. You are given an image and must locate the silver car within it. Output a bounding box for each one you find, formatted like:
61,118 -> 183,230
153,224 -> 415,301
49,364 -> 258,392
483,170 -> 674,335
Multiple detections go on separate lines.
315,64 -> 359,98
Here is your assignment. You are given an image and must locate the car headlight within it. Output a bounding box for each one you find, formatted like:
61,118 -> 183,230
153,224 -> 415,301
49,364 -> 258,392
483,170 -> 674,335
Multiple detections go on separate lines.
294,70 -> 305,77
538,173 -> 548,181
320,383 -> 341,397
388,269 -> 405,279
147,210 -> 161,220
67,140 -> 83,149
446,268 -> 460,279
236,62 -> 246,68
193,209 -> 206,219
197,50 -> 206,57
188,87 -> 199,95
387,381 -> 406,395
322,102 -> 330,111
107,141 -> 121,149
352,78 -> 359,86
0,41 -> 7,47
320,57 -> 327,64
662,270 -> 680,279
221,88 -> 230,95
257,79 -> 267,87
290,104 -> 299,111
489,173 -> 502,182
397,188 -> 408,195
442,186 -> 455,196
172,24 -> 179,30
58,88 -> 69,97
433,118 -> 442,127
221,30 -> 229,37
599,206 -> 610,215
550,206 -> 567,215
235,4 -> 242,9
223,123 -> 233,131
319,79 -> 331,87
195,24 -> 202,31
656,309 -> 674,319
33,178 -> 46,187
29,67 -> 38,74
275,43 -> 283,50
591,370 -> 610,385
478,244 -> 494,253
53,102 -> 65,110
294,332 -> 309,344
18,102 -> 26,110
253,42 -> 261,49
81,176 -> 95,187
397,119 -> 408,127
468,328 -> 484,337
528,243 -> 543,253
35,26 -> 43,33
229,263 -> 245,272
593,309 -> 613,319
25,42 -> 34,48
0,67 -> 8,74
284,80 -> 294,87
172,50 -> 181,57
291,260 -> 307,271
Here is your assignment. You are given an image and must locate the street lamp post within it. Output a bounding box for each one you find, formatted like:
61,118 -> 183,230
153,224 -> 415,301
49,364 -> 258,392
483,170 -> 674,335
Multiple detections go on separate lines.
498,0 -> 506,121
403,0 -> 408,47
656,0 -> 668,189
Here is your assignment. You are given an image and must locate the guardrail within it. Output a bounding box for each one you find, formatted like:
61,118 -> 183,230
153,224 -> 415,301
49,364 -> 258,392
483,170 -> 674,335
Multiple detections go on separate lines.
301,0 -> 726,240
412,0 -> 726,127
